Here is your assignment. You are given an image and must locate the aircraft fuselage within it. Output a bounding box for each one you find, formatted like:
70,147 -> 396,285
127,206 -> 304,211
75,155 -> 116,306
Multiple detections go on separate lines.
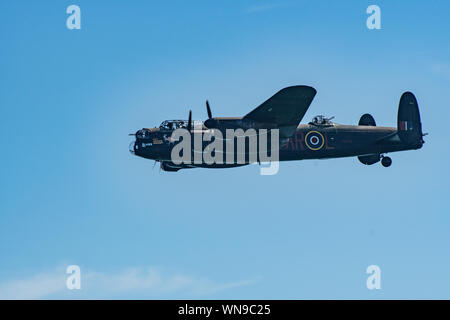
130,123 -> 422,169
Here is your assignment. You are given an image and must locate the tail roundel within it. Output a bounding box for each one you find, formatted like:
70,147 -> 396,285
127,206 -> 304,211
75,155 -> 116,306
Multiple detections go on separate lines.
397,92 -> 423,146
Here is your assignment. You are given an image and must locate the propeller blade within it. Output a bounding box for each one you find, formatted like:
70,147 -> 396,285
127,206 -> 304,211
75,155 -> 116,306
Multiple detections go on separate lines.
187,110 -> 192,131
206,100 -> 212,119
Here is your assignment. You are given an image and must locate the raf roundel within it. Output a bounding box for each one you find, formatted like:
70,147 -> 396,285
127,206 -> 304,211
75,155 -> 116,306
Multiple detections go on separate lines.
305,131 -> 325,151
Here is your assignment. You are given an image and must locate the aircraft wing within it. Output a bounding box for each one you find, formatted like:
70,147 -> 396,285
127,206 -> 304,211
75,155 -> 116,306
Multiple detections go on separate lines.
243,85 -> 317,137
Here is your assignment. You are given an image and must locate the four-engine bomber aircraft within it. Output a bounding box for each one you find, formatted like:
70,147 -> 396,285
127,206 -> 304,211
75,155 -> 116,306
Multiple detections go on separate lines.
129,86 -> 425,172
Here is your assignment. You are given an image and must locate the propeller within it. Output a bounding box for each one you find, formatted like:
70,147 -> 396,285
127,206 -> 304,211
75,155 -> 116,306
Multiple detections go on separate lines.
187,110 -> 192,131
204,100 -> 216,128
206,100 -> 212,119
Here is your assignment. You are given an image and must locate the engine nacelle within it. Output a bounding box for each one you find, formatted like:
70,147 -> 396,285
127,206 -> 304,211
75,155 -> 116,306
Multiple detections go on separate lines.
160,161 -> 182,172
358,154 -> 380,165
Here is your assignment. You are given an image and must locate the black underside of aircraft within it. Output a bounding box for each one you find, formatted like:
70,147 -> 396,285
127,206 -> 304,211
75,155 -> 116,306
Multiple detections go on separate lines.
129,86 -> 425,172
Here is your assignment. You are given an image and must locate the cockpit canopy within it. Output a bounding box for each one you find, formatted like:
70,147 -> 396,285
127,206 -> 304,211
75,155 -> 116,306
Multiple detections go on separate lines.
159,119 -> 203,131
310,115 -> 334,126
136,128 -> 155,139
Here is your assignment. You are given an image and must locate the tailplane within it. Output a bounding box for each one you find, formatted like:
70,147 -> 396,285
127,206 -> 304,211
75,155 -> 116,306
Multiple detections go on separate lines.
359,113 -> 376,126
397,92 -> 424,146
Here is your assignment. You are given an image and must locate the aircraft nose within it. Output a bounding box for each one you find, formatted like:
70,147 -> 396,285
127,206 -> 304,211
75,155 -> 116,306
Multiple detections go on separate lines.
129,140 -> 136,154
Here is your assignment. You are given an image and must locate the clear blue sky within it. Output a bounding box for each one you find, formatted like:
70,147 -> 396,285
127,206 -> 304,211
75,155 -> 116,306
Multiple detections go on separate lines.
1,0 -> 450,299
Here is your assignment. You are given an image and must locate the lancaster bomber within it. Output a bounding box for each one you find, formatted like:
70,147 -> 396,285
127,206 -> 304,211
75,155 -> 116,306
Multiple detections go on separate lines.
129,86 -> 425,172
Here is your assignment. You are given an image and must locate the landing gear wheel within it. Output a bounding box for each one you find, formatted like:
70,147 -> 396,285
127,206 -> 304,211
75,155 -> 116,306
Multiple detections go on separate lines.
381,156 -> 392,167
